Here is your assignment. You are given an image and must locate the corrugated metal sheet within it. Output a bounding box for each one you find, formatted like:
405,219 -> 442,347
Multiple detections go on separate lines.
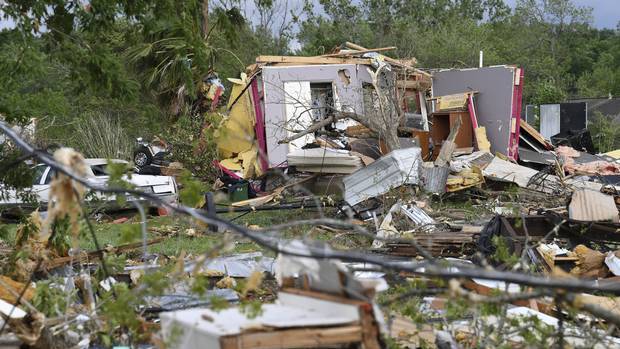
568,189 -> 619,223
400,204 -> 435,232
343,147 -> 422,206
419,163 -> 449,194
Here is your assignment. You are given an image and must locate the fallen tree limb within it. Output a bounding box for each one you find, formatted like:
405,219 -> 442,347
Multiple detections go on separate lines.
40,237 -> 165,271
278,113 -> 352,144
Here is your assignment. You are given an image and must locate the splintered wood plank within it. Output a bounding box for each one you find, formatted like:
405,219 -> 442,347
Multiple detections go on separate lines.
220,326 -> 363,349
434,115 -> 462,167
41,237 -> 165,270
256,55 -> 372,65
520,120 -> 552,149
321,46 -> 397,57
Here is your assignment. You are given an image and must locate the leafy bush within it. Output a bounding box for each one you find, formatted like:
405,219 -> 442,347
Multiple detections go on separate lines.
71,112 -> 133,160
588,111 -> 620,153
164,112 -> 222,183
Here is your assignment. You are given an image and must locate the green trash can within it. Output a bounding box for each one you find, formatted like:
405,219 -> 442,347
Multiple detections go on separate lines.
227,181 -> 248,202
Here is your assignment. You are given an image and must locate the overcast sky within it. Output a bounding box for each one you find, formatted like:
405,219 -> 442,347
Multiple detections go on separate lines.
505,0 -> 619,29
1,0 -> 618,30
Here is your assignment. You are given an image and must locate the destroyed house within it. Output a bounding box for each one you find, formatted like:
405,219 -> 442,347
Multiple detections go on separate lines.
216,48 -> 532,182
215,44 -> 432,178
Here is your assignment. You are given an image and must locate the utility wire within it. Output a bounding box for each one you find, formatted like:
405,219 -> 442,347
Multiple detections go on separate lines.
3,121 -> 620,297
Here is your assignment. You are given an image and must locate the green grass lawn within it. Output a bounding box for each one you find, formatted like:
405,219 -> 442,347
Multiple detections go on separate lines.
0,207 -> 343,259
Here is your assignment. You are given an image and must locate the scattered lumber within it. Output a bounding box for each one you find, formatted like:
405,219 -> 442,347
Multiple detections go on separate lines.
344,42 -> 413,67
381,230 -> 479,257
231,175 -> 317,208
321,46 -> 397,57
256,55 -> 372,65
40,237 -> 165,271
344,42 -> 430,77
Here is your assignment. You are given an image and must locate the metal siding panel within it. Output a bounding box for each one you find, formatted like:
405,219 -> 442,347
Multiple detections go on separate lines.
540,104 -> 560,139
568,189 -> 619,222
432,66 -> 515,155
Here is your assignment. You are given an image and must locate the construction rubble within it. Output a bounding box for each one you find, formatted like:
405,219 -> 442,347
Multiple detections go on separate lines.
2,42 -> 620,349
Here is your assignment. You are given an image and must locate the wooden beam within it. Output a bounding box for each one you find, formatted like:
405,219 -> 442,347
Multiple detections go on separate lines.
396,80 -> 431,90
41,237 -> 165,270
321,46 -> 397,57
520,119 -> 553,150
256,55 -> 372,65
220,326 -> 363,349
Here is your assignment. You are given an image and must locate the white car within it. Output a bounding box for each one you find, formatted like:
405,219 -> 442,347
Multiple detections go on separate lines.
0,158 -> 178,215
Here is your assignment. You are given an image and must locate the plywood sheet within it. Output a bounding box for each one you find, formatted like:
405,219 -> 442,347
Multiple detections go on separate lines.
160,291 -> 361,349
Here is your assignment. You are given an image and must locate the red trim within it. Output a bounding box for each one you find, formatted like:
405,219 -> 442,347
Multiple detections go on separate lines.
213,160 -> 242,180
251,78 -> 269,172
467,94 -> 480,150
508,68 -> 524,160
467,94 -> 479,129
210,87 -> 224,111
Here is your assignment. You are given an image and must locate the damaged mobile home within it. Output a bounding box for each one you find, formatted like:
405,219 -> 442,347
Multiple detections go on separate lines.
214,42 -> 431,179
213,44 -> 532,198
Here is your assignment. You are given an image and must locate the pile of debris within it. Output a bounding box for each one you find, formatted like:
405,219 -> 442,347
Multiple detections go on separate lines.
201,42 -> 620,347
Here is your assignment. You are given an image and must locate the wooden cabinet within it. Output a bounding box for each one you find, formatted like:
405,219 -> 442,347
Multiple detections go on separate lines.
430,111 -> 473,159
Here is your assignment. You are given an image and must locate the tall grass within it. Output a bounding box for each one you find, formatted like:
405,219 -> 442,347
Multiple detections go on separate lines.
72,113 -> 133,160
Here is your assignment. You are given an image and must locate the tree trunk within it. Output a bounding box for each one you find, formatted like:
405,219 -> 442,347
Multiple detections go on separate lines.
201,0 -> 209,39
